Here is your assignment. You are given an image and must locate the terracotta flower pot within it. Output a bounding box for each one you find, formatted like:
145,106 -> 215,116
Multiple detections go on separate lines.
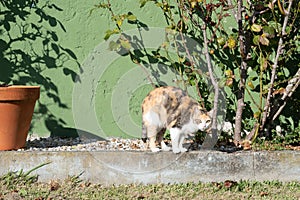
0,86 -> 40,150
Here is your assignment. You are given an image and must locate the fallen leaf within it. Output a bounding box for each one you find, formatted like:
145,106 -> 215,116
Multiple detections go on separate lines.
50,180 -> 60,191
260,191 -> 269,196
224,180 -> 237,189
241,140 -> 252,150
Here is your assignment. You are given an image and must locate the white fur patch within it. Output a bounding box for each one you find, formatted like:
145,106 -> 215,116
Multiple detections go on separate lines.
198,120 -> 211,131
143,111 -> 163,127
181,119 -> 199,134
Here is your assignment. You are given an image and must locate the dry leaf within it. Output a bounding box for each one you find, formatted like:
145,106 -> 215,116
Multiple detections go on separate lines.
226,77 -> 233,87
224,180 -> 237,189
273,87 -> 286,95
241,140 -> 252,150
49,180 -> 60,191
260,191 -> 269,196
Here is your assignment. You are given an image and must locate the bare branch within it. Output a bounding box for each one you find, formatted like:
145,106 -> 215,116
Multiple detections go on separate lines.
246,122 -> 259,141
260,0 -> 293,132
201,24 -> 219,149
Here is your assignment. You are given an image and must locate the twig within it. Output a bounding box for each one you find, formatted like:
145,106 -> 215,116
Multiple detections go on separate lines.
106,0 -> 121,30
260,0 -> 293,131
136,62 -> 156,89
272,68 -> 300,121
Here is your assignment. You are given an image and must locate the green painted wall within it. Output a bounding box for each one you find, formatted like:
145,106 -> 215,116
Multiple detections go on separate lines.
1,0 -> 175,139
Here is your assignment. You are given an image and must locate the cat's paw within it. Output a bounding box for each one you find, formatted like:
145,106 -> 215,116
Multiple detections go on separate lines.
172,148 -> 181,154
150,147 -> 161,153
180,147 -> 188,153
161,146 -> 171,151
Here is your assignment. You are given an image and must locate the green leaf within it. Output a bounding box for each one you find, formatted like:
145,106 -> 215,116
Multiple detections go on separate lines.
251,24 -> 262,32
139,0 -> 149,8
217,37 -> 226,46
155,2 -> 163,7
127,14 -> 137,22
120,39 -> 131,50
269,21 -> 281,32
104,30 -> 114,40
283,67 -> 290,77
108,41 -> 121,51
116,19 -> 123,27
263,26 -> 276,38
225,69 -> 233,77
104,29 -> 120,40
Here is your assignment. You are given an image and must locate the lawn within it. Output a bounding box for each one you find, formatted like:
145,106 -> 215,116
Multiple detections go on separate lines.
1,170 -> 299,200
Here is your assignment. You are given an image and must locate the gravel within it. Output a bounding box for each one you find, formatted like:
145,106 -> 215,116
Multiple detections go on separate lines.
20,135 -> 149,152
19,135 -> 239,152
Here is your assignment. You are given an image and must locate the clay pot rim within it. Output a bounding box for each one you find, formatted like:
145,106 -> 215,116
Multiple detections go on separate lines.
0,85 -> 40,89
0,85 -> 40,101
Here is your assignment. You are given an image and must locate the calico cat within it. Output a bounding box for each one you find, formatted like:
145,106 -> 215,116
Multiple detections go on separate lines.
141,86 -> 211,153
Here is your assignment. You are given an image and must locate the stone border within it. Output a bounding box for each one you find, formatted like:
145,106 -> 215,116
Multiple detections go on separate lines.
1,151 -> 299,185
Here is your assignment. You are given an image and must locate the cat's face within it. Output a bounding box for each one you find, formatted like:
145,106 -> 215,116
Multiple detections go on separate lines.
193,107 -> 211,131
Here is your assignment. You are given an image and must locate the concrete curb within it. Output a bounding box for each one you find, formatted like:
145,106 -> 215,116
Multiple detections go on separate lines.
1,151 -> 299,185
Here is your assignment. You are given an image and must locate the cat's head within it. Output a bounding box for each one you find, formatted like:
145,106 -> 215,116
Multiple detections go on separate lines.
193,106 -> 212,131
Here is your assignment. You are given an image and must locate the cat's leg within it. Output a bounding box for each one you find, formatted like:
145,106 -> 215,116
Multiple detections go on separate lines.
149,136 -> 160,152
147,125 -> 160,152
170,128 -> 181,154
178,133 -> 188,152
157,128 -> 171,151
161,140 -> 171,151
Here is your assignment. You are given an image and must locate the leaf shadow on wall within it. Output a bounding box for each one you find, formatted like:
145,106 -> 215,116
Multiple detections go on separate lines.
0,0 -> 99,139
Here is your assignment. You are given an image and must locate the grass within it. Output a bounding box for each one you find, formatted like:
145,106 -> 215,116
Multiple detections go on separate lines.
0,168 -> 299,200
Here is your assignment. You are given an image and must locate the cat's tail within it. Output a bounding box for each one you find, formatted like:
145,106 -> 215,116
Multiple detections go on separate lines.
141,121 -> 147,143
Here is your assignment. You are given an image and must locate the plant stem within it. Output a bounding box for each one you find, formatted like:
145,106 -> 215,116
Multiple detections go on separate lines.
234,0 -> 248,144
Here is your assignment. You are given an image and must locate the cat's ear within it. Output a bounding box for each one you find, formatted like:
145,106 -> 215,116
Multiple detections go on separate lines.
207,109 -> 214,117
193,106 -> 204,116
